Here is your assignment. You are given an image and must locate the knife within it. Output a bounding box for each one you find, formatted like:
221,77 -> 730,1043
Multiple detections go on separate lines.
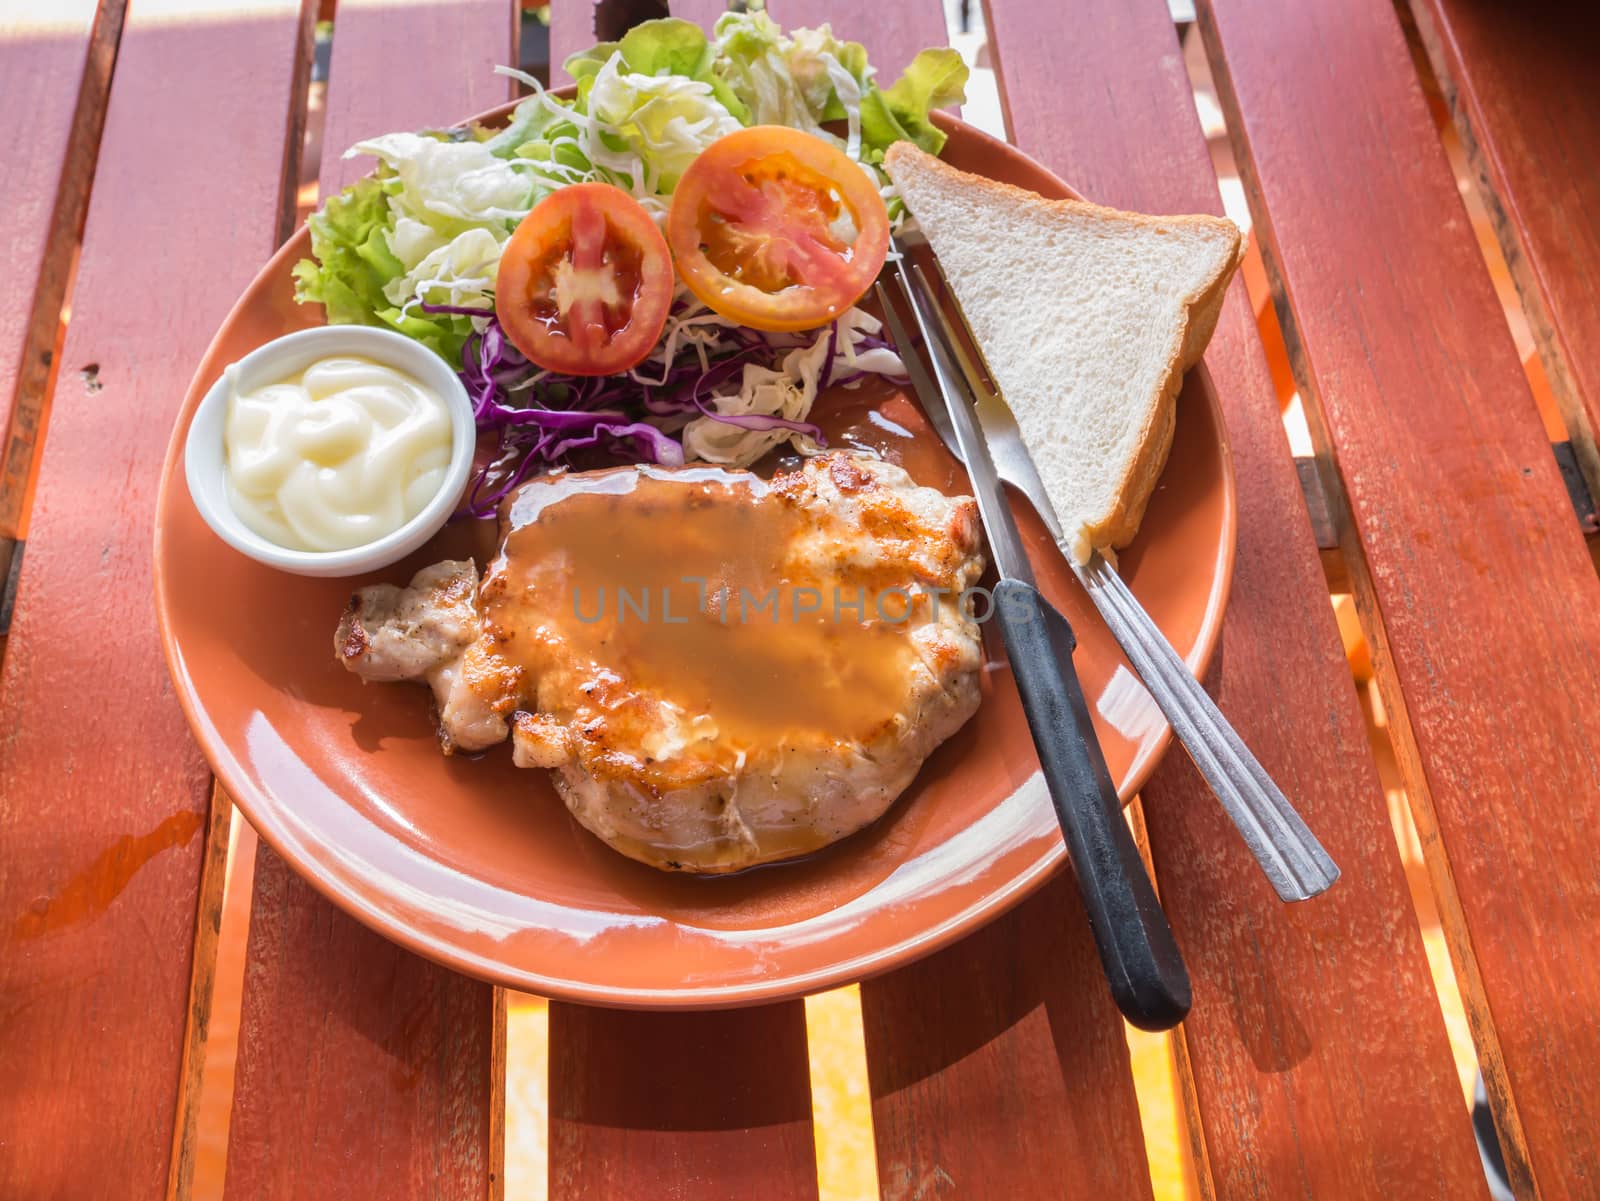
877,257 -> 1191,1031
907,247 -> 1340,904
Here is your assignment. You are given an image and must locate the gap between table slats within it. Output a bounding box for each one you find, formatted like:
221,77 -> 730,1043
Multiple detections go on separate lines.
166,788 -> 235,1201
1404,0 -> 1600,510
276,1 -> 317,246
0,0 -> 124,639
984,2 -> 1491,1196
549,1003 -> 821,1201
0,3 -> 308,1199
1196,1 -> 1600,1197
217,2 -> 517,1198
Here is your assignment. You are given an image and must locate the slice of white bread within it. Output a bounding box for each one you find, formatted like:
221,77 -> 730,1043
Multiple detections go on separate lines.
883,142 -> 1242,560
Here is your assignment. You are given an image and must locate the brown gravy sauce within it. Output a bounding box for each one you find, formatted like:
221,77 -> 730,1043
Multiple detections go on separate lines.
484,461 -> 919,748
771,378 -> 968,495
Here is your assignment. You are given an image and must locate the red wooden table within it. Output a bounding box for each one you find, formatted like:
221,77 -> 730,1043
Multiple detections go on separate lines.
3,1 -> 1598,1198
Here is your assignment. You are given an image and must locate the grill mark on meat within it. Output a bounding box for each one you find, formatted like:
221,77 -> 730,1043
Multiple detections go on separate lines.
338,602 -> 368,663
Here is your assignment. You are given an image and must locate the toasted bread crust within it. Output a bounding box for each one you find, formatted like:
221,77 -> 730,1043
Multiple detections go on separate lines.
884,142 -> 1242,554
1088,243 -> 1239,550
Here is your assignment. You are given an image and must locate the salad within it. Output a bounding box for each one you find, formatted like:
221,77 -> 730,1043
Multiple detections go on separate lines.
292,10 -> 967,513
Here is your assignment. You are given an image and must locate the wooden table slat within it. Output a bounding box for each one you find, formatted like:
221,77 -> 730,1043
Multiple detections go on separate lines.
224,847 -> 499,1201
1198,2 -> 1600,1196
319,0 -> 518,195
862,876 -> 1157,1201
0,3 -> 308,1198
0,0 -> 121,602
547,0 -> 599,85
1407,0 -> 1600,505
549,1002 -> 821,1200
984,2 -> 1492,1196
221,3 -> 516,1197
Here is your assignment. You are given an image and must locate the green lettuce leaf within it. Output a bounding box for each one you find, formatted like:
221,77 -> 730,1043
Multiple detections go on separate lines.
619,17 -> 714,78
292,176 -> 396,327
712,11 -> 865,133
859,47 -> 968,159
568,18 -> 749,124
562,39 -> 619,85
292,173 -> 478,360
567,20 -> 745,192
483,87 -> 580,159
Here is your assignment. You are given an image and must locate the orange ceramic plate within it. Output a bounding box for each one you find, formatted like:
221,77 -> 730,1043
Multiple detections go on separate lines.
154,110 -> 1236,1008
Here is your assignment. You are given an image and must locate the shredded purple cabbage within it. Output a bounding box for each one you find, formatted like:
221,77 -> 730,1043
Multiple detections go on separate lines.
432,299 -> 858,519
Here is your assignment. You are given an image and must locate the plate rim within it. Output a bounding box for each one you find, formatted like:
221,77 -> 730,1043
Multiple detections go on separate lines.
152,104 -> 1237,1009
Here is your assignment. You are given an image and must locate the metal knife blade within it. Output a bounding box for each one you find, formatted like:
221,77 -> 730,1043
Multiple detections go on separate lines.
879,259 -> 1034,586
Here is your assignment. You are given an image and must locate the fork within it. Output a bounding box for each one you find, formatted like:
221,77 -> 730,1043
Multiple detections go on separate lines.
895,250 -> 1340,903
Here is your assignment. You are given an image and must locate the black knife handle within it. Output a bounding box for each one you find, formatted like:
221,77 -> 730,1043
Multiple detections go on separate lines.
992,577 -> 1192,1031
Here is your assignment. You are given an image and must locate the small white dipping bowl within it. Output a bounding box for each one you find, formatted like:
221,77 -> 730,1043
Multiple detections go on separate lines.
185,325 -> 476,578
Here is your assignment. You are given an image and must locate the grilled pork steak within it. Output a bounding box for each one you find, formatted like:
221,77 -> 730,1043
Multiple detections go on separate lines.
335,453 -> 985,872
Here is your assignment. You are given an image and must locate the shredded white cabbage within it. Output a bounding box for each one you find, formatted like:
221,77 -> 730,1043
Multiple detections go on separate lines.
681,307 -> 904,465
385,227 -> 505,316
354,56 -> 743,323
629,301 -> 744,384
345,134 -> 539,319
584,55 -> 744,194
349,133 -> 538,223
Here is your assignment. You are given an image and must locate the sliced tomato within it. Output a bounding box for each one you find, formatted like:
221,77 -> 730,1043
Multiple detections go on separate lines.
495,182 -> 674,376
667,126 -> 890,333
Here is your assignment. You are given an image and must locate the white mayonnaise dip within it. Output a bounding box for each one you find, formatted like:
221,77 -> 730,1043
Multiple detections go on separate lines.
223,355 -> 451,552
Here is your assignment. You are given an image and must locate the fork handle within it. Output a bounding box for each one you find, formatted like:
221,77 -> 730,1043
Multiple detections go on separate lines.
1073,552 -> 1340,902
993,578 -> 1192,1031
